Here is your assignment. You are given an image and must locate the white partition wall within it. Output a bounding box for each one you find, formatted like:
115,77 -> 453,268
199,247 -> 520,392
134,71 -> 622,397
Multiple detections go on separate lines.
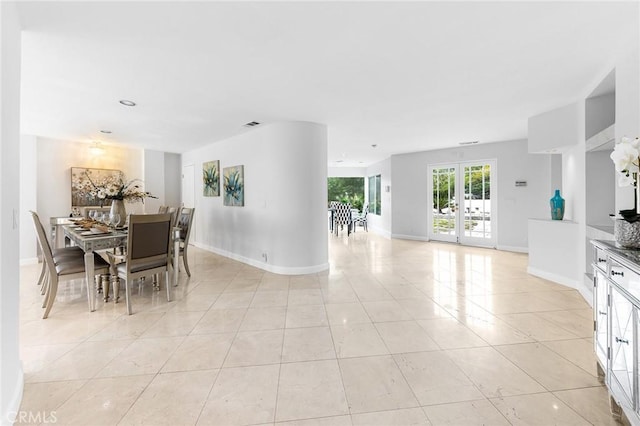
182,121 -> 329,274
1,2 -> 23,422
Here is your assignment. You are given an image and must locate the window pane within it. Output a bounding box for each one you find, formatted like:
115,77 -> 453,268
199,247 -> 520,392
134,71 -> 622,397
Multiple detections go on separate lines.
368,175 -> 381,216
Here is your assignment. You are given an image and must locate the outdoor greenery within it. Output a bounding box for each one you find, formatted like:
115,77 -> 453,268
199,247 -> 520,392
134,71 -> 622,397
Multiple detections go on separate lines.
433,218 -> 478,231
433,165 -> 490,212
328,177 -> 365,212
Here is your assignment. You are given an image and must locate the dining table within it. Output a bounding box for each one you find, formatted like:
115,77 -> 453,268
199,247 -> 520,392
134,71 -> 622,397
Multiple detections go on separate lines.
63,221 -> 180,310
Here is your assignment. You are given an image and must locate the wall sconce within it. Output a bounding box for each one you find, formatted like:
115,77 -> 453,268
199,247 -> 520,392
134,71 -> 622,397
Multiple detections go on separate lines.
89,141 -> 105,156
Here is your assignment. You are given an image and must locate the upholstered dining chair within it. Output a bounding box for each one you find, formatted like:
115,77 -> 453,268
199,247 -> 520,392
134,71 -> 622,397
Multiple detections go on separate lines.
333,203 -> 352,236
30,211 -> 110,318
174,207 -> 195,277
30,211 -> 84,290
108,213 -> 173,315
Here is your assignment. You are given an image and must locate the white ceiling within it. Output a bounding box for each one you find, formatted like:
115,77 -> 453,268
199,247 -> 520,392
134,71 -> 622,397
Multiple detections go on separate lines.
16,1 -> 638,166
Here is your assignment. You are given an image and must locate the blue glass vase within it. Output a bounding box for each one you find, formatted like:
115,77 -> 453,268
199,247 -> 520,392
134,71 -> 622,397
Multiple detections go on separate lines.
550,189 -> 565,220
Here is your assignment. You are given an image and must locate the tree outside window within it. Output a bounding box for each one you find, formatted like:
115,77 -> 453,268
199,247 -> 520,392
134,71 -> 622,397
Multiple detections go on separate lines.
327,177 -> 364,212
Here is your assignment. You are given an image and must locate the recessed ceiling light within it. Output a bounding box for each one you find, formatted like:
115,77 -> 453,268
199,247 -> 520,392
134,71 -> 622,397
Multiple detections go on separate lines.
100,130 -> 112,134
336,160 -> 344,163
459,140 -> 479,145
371,144 -> 378,148
119,100 -> 136,107
244,121 -> 261,127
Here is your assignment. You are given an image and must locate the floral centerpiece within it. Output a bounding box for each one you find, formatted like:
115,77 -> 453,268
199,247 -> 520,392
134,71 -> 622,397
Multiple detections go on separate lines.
610,136 -> 640,223
73,170 -> 155,227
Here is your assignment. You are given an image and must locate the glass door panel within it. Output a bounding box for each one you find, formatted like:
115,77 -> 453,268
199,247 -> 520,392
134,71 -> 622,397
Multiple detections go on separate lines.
429,165 -> 457,243
463,164 -> 491,239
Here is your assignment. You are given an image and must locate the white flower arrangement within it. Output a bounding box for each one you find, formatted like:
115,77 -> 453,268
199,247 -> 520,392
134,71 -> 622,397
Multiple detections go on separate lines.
611,136 -> 640,222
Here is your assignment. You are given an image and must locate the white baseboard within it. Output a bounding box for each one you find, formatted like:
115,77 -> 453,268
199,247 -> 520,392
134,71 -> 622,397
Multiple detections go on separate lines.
389,237 -> 527,254
391,234 -> 429,242
2,364 -> 23,426
192,242 -> 329,275
497,245 -> 528,253
19,257 -> 38,266
527,266 -> 580,290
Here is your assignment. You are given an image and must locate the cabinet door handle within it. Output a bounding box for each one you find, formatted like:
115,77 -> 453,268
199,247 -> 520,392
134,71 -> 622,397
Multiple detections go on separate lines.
598,311 -> 607,316
615,336 -> 629,345
611,270 -> 624,277
598,258 -> 606,263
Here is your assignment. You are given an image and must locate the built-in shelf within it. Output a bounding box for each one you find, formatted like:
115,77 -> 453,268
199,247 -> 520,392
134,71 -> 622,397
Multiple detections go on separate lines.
585,123 -> 615,152
587,224 -> 614,236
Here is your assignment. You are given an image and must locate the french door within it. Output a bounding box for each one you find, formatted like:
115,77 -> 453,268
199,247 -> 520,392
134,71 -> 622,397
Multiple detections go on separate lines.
428,160 -> 496,248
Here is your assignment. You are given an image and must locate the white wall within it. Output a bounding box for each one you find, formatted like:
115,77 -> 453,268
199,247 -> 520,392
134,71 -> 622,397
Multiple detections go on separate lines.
328,167 -> 365,178
528,103 -> 583,153
20,135 -> 37,264
35,138 -> 145,228
143,150 -> 182,213
143,150 -> 165,213
164,152 -> 182,207
182,121 -> 329,274
614,38 -> 640,213
389,139 -> 548,251
1,2 -> 23,423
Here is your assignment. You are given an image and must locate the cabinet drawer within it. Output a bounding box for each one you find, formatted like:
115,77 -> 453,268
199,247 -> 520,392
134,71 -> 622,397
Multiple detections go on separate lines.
609,258 -> 640,303
594,246 -> 608,272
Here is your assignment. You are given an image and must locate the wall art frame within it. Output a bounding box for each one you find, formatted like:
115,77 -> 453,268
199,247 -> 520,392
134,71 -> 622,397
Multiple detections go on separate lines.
71,167 -> 120,207
203,160 -> 220,197
223,165 -> 244,206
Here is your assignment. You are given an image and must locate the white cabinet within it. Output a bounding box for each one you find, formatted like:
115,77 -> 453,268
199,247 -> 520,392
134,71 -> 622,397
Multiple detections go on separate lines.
609,284 -> 634,409
594,268 -> 608,368
591,240 -> 640,424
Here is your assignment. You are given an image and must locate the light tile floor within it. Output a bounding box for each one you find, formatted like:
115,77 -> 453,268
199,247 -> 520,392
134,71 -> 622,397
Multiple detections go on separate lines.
18,232 -> 620,425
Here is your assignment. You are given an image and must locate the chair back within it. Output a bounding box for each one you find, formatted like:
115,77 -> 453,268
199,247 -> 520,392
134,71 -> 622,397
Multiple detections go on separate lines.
334,203 -> 352,225
29,211 -> 56,277
158,205 -> 169,214
167,207 -> 179,230
176,207 -> 195,243
125,214 -> 172,274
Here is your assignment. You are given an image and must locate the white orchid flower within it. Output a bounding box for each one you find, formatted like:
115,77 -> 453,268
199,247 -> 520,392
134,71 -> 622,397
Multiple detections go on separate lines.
611,142 -> 640,172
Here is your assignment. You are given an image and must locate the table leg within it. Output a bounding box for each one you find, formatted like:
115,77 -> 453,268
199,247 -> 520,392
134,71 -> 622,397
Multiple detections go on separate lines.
84,250 -> 95,312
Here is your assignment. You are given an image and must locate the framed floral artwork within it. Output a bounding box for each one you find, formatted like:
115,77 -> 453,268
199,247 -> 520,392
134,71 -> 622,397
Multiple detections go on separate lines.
223,165 -> 244,206
203,160 -> 220,197
71,167 -> 121,207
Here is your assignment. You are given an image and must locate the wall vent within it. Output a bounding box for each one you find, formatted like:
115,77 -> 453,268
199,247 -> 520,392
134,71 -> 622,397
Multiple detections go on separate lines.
459,140 -> 479,146
244,121 -> 261,127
